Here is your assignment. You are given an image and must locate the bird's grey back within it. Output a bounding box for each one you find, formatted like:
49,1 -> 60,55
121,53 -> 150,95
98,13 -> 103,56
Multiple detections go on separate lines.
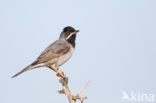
32,39 -> 71,66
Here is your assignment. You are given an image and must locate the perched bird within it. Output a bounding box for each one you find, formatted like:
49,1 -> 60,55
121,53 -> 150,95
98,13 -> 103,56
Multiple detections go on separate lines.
12,26 -> 79,78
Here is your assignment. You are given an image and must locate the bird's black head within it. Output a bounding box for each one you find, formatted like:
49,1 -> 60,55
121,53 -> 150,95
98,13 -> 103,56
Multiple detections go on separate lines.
63,26 -> 76,33
60,26 -> 79,48
63,26 -> 79,35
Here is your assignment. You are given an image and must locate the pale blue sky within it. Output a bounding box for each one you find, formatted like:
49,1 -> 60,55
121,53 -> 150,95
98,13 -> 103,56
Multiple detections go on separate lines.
0,0 -> 156,103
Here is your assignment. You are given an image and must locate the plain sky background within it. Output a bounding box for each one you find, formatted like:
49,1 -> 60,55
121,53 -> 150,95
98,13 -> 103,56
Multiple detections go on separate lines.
0,0 -> 156,103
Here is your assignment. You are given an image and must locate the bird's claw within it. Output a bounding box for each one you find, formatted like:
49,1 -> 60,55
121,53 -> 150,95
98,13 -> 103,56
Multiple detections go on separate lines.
56,70 -> 65,79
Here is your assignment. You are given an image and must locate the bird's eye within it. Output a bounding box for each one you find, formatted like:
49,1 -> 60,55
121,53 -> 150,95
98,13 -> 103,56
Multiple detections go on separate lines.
66,31 -> 71,35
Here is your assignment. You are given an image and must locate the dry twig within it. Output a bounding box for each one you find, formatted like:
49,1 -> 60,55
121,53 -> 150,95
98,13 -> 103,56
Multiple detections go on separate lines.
56,70 -> 89,103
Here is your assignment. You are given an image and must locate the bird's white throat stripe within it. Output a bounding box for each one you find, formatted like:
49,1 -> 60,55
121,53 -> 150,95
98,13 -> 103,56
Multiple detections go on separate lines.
66,32 -> 75,40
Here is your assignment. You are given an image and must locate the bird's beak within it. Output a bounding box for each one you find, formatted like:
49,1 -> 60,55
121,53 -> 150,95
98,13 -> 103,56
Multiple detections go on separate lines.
76,30 -> 79,33
71,30 -> 79,35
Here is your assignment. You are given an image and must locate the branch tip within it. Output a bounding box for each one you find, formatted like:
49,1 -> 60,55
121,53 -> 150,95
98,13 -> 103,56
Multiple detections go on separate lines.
56,71 -> 88,103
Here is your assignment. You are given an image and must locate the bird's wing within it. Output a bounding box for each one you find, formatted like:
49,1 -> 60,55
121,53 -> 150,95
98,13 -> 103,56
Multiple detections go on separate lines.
11,40 -> 70,78
33,40 -> 70,65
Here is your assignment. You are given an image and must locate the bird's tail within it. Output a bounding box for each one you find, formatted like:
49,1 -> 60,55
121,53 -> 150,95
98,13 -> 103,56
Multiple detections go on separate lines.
11,65 -> 34,78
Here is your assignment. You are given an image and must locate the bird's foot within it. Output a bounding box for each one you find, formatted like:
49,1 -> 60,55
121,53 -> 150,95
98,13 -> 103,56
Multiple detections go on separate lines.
56,70 -> 65,79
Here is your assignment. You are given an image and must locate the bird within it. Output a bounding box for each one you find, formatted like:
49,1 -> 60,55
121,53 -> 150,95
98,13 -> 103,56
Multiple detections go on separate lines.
12,26 -> 79,78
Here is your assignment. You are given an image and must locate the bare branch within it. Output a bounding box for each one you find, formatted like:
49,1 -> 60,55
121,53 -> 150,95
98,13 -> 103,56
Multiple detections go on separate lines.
75,81 -> 90,97
55,70 -> 89,103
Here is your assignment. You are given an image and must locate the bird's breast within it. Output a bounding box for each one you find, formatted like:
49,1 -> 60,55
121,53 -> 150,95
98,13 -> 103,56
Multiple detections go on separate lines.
55,45 -> 74,66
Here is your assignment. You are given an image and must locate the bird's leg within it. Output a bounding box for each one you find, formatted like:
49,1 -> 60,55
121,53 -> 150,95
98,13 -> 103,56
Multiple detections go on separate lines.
49,66 -> 65,78
56,67 -> 64,77
56,70 -> 64,78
